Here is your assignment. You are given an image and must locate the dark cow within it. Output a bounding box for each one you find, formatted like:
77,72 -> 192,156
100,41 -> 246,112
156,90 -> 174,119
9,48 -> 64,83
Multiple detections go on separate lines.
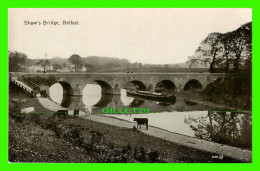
53,110 -> 68,118
133,118 -> 148,130
73,109 -> 79,118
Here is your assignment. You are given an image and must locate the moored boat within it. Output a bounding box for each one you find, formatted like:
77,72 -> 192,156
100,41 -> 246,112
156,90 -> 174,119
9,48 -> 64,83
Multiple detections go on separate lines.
126,90 -> 176,101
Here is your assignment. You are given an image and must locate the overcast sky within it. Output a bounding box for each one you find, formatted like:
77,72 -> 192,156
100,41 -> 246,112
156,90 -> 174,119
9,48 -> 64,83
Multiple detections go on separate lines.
8,8 -> 252,64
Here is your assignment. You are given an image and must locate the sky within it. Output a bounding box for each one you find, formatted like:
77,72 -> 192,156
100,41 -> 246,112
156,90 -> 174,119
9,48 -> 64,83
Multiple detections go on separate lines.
8,8 -> 252,64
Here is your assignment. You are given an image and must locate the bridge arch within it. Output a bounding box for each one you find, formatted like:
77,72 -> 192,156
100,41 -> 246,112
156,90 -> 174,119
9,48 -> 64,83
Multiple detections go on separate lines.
93,94 -> 113,107
48,82 -> 73,106
183,79 -> 203,92
94,80 -> 114,94
122,80 -> 147,91
58,81 -> 73,95
155,80 -> 177,93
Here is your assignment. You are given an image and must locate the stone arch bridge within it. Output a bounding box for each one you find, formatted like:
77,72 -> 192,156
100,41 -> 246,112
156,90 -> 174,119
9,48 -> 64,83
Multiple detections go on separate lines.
18,73 -> 225,96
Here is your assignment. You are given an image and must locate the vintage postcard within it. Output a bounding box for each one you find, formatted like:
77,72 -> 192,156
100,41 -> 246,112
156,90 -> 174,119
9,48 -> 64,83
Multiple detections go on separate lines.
8,8 -> 252,163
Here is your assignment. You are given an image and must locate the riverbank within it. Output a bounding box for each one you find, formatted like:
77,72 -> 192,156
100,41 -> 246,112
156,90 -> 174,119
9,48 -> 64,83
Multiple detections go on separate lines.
8,86 -> 251,162
202,72 -> 251,110
90,114 -> 251,162
174,92 -> 240,111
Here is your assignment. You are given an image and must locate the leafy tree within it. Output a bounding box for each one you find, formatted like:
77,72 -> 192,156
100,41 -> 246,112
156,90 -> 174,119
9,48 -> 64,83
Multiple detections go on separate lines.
62,62 -> 67,68
188,33 -> 222,73
188,22 -> 252,73
36,60 -> 51,73
219,33 -> 233,72
68,54 -> 83,72
8,51 -> 27,72
52,63 -> 62,72
184,111 -> 251,149
228,22 -> 252,72
84,63 -> 95,72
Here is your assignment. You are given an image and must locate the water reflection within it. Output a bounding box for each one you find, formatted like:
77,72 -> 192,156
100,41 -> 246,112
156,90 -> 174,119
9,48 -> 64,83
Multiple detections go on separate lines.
184,111 -> 252,150
82,84 -> 101,107
184,99 -> 198,106
94,94 -> 113,107
49,83 -> 63,104
127,99 -> 145,107
121,89 -> 134,106
61,94 -> 72,108
50,83 -> 232,113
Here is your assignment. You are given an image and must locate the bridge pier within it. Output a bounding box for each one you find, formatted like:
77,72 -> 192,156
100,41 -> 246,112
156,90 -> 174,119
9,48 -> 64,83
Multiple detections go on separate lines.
112,84 -> 121,95
72,84 -> 84,96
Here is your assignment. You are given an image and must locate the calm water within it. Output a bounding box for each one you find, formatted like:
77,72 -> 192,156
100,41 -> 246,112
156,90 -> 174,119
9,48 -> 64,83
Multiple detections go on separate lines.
49,83 -> 252,150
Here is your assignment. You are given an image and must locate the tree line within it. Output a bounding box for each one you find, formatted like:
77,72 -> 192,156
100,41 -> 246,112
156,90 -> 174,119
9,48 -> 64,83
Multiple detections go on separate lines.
8,52 -> 146,72
187,22 -> 252,73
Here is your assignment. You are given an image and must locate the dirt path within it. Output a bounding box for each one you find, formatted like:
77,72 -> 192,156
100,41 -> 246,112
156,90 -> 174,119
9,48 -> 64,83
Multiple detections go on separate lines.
87,114 -> 252,162
37,97 -> 66,111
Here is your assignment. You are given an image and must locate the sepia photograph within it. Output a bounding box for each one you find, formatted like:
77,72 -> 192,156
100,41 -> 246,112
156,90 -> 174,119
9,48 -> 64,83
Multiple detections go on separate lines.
8,8 -> 252,163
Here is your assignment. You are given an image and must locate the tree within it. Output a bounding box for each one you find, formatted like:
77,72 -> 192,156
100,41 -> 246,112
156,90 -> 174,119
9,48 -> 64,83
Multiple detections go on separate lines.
52,63 -> 62,72
84,63 -> 95,72
219,33 -> 233,72
68,54 -> 83,72
188,33 -> 223,73
184,111 -> 251,148
188,22 -> 252,73
8,51 -> 27,72
36,60 -> 51,73
62,62 -> 67,68
228,22 -> 252,72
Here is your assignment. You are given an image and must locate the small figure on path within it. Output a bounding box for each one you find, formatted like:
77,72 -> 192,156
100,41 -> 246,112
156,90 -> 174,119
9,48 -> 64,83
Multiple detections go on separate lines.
74,109 -> 79,118
85,106 -> 92,117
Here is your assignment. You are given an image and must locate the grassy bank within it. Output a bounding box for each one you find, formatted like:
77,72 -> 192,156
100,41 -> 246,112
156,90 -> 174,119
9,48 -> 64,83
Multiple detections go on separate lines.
9,85 -> 241,163
202,71 -> 251,110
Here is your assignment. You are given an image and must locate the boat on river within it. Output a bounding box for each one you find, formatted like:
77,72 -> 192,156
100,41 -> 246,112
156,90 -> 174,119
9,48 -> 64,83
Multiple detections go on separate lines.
126,90 -> 176,101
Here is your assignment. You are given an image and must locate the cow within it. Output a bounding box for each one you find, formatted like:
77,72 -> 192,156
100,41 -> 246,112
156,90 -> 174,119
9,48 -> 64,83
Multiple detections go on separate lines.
133,118 -> 148,130
53,110 -> 68,118
73,109 -> 79,118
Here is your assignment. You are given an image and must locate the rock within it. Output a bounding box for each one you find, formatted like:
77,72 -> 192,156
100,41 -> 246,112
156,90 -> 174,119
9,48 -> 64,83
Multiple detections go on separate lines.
20,99 -> 27,103
12,99 -> 20,103
21,107 -> 35,114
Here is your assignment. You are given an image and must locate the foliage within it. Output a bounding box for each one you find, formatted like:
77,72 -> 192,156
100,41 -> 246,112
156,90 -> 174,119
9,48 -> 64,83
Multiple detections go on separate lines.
184,111 -> 252,149
203,69 -> 251,109
52,63 -> 62,71
84,63 -> 95,72
188,33 -> 222,72
9,51 -> 27,72
36,59 -> 51,73
188,22 -> 252,73
68,54 -> 83,72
